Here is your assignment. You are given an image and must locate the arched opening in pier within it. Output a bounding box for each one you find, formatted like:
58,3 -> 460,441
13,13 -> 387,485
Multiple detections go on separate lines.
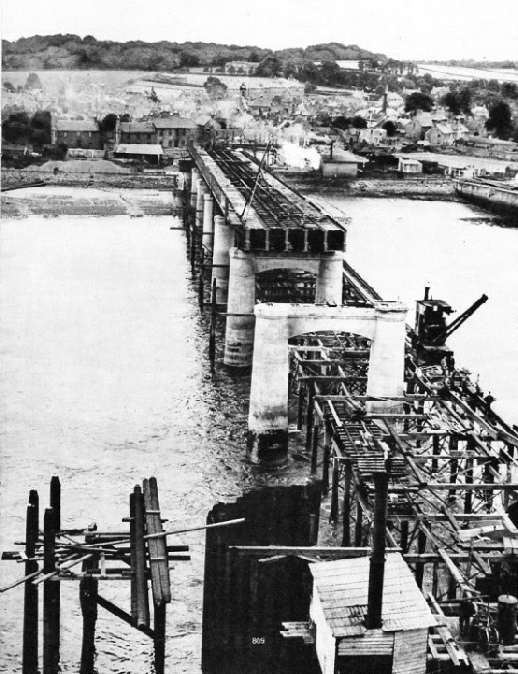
288,330 -> 372,428
255,268 -> 317,304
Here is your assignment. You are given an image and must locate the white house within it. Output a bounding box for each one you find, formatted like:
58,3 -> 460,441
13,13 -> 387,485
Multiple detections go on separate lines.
398,157 -> 423,173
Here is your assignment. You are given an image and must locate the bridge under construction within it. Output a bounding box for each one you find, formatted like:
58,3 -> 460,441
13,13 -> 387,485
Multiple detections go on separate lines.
180,142 -> 518,674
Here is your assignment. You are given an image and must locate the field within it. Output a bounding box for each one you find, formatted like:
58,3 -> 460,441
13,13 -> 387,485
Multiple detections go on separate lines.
416,63 -> 518,83
1,70 -> 157,94
2,69 -> 301,94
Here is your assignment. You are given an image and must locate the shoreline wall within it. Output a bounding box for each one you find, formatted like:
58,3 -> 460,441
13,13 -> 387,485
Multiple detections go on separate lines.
455,180 -> 518,216
283,175 -> 457,201
1,168 -> 177,190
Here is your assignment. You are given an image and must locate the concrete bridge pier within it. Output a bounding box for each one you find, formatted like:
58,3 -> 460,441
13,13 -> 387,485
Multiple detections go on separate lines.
202,194 -> 214,255
315,254 -> 344,305
195,180 -> 208,229
247,302 -> 408,464
366,303 -> 408,413
247,310 -> 289,464
224,248 -> 256,367
190,170 -> 201,207
211,216 -> 234,305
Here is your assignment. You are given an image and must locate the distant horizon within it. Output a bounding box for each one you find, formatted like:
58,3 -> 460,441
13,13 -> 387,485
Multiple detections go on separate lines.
1,34 -> 515,66
2,0 -> 517,62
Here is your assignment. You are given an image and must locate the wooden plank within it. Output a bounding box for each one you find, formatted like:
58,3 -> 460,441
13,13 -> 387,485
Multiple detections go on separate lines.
143,478 -> 171,606
96,593 -> 154,639
427,594 -> 469,666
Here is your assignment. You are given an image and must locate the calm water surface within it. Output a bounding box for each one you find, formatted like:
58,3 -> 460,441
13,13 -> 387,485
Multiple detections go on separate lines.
1,193 -> 517,672
0,212 -> 300,673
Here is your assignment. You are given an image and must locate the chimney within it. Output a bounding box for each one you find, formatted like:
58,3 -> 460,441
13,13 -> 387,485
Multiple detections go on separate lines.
366,471 -> 389,630
424,286 -> 430,300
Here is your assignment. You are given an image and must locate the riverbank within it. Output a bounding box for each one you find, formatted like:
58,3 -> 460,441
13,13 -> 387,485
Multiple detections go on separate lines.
283,174 -> 458,200
1,183 -> 176,218
1,167 -> 177,191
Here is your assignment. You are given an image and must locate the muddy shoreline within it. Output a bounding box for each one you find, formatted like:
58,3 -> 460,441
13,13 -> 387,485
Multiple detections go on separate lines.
283,174 -> 458,201
2,169 -> 460,220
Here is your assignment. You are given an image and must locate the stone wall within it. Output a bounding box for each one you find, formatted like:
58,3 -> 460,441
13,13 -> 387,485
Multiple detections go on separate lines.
1,169 -> 178,190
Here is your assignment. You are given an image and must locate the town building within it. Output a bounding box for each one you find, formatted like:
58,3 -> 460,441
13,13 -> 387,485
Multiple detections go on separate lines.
320,147 -> 369,178
404,112 -> 433,141
398,157 -> 423,174
118,121 -> 157,145
51,119 -> 102,149
425,122 -> 455,146
112,143 -> 164,165
152,115 -> 198,152
359,127 -> 388,146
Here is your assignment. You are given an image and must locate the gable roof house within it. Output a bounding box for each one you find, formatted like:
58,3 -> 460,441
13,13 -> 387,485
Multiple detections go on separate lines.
118,121 -> 157,145
152,115 -> 198,152
425,122 -> 455,146
405,112 -> 433,141
52,119 -> 102,149
248,95 -> 275,117
310,553 -> 435,674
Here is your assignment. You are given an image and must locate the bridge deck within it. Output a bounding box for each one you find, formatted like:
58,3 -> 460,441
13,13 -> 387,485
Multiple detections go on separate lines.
189,144 -> 349,253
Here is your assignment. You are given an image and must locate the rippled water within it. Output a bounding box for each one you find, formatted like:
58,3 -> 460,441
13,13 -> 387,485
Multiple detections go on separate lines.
0,212 -> 305,673
1,193 -> 517,672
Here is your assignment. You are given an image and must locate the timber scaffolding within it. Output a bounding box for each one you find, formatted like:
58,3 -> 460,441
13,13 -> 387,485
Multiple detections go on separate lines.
291,328 -> 518,673
1,476 -> 210,674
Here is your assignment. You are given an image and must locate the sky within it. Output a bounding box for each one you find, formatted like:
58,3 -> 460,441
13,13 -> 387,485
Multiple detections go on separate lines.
1,0 -> 517,62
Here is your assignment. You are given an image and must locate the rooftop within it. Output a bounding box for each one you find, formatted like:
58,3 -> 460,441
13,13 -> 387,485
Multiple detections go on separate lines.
114,144 -> 164,156
153,116 -> 197,129
55,120 -> 99,132
120,122 -> 155,134
310,552 -> 435,637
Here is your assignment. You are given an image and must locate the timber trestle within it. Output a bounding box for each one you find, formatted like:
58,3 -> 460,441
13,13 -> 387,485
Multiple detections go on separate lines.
291,330 -> 518,672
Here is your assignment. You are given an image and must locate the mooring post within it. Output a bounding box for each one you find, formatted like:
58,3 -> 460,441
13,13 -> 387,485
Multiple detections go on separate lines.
209,279 -> 217,373
134,485 -> 150,630
49,475 -> 61,656
129,491 -> 138,623
330,458 -> 339,523
23,490 -> 39,674
43,507 -> 60,674
50,476 -> 61,532
154,603 -> 166,674
341,459 -> 352,546
79,526 -> 98,674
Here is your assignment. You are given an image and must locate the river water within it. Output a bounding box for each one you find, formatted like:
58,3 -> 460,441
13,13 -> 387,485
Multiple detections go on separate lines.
310,196 -> 518,426
0,192 -> 517,672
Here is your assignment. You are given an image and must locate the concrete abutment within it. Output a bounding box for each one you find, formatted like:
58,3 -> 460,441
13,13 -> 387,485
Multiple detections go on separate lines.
247,302 -> 407,463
